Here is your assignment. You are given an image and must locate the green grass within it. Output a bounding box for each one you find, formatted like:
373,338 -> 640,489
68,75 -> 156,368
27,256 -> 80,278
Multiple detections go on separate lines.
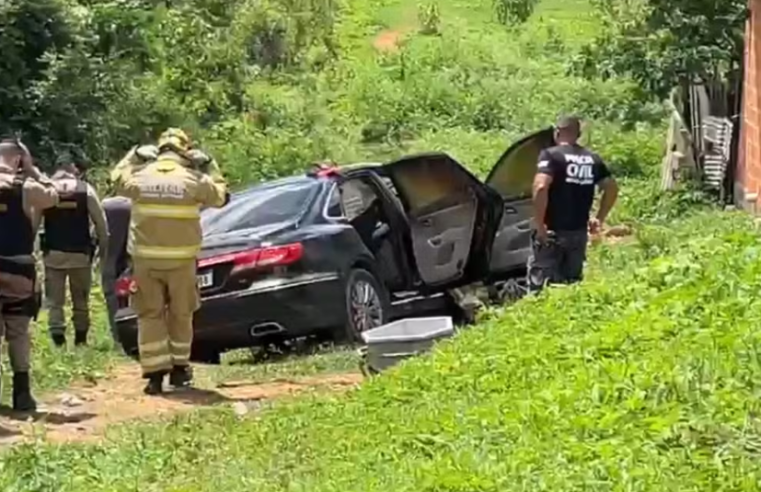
208,347 -> 360,386
2,207 -> 757,491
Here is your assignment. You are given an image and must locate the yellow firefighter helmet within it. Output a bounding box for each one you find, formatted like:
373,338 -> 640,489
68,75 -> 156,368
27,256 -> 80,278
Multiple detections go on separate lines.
157,128 -> 192,153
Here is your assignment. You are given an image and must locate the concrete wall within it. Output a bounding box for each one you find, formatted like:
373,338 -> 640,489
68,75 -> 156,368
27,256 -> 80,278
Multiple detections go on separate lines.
738,0 -> 761,212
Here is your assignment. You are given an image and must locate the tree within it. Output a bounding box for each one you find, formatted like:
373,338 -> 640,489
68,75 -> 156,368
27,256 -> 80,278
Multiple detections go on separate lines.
575,0 -> 748,99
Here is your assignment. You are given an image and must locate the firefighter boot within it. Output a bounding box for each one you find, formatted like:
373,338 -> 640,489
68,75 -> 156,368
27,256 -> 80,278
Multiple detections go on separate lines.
169,365 -> 193,389
74,331 -> 88,347
12,372 -> 37,413
143,372 -> 165,396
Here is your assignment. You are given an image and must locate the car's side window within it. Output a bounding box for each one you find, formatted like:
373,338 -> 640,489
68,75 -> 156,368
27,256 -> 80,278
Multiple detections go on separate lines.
340,179 -> 376,221
325,184 -> 345,219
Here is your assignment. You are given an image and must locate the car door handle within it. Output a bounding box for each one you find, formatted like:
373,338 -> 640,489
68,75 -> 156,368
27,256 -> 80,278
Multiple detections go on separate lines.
428,237 -> 443,247
420,218 -> 433,227
504,206 -> 517,214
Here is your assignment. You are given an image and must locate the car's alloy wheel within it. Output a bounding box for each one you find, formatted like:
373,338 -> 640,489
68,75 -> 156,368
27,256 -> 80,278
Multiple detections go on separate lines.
343,268 -> 389,341
497,278 -> 527,303
350,279 -> 384,333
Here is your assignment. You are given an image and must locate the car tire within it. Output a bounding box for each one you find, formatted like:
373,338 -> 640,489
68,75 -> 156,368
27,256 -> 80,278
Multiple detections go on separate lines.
191,347 -> 222,365
340,268 -> 390,343
118,327 -> 140,360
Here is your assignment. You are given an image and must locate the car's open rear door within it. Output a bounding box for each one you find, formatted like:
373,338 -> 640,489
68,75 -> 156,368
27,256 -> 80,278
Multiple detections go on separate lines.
485,127 -> 556,274
382,153 -> 503,289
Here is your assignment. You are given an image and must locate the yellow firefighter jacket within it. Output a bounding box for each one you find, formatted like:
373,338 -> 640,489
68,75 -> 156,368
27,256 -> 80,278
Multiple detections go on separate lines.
111,150 -> 227,263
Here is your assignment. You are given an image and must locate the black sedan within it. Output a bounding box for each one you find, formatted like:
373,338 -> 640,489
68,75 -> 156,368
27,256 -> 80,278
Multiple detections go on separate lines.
115,128 -> 555,362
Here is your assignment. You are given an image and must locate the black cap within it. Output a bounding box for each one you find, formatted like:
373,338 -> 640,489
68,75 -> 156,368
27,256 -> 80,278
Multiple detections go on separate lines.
555,115 -> 581,132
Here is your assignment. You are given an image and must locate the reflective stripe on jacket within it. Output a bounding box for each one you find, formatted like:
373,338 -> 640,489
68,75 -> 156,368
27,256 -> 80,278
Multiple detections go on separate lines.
122,152 -> 212,261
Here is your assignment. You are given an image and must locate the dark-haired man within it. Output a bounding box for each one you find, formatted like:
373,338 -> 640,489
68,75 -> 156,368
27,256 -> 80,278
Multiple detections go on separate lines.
528,116 -> 619,293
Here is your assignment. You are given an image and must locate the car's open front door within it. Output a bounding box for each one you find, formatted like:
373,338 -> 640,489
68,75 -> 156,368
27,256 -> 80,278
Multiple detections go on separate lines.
485,127 -> 556,274
382,153 -> 503,289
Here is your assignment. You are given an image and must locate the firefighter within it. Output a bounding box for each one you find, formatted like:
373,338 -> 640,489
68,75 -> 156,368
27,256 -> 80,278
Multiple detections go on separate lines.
42,154 -> 109,347
0,138 -> 59,412
110,128 -> 227,395
528,115 -> 619,293
99,144 -> 155,346
100,144 -> 223,347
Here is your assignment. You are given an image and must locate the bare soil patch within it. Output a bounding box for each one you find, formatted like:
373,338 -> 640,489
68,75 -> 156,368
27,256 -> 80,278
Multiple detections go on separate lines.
373,29 -> 405,52
0,364 -> 361,445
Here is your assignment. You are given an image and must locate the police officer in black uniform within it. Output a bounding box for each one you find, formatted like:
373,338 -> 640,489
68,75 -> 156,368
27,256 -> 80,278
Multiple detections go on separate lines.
0,138 -> 58,412
42,159 -> 108,347
528,115 -> 619,293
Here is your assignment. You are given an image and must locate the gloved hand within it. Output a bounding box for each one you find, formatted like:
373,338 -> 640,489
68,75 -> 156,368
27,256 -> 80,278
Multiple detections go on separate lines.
185,149 -> 213,172
135,145 -> 159,162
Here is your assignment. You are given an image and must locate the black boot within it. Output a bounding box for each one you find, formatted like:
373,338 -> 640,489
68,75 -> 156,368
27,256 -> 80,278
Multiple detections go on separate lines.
51,333 -> 66,347
143,372 -> 165,395
74,331 -> 88,347
169,365 -> 193,389
12,372 -> 37,413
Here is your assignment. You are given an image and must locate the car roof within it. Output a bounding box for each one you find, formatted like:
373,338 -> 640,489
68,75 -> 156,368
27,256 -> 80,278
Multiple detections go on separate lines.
230,158 -> 401,197
231,175 -> 319,198
337,161 -> 384,171
384,151 -> 460,165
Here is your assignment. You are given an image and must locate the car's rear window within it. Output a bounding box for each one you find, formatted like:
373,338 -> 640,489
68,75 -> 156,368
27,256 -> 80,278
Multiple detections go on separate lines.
201,180 -> 319,234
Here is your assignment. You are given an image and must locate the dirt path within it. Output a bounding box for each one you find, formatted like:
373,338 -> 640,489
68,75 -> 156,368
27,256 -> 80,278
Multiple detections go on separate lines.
0,364 -> 362,445
372,7 -> 419,53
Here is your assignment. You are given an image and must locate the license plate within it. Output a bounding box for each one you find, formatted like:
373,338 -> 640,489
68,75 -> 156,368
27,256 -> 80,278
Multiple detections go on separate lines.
197,270 -> 214,288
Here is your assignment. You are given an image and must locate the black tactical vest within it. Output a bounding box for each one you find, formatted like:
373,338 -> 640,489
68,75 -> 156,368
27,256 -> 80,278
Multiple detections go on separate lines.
42,180 -> 92,255
0,178 -> 34,257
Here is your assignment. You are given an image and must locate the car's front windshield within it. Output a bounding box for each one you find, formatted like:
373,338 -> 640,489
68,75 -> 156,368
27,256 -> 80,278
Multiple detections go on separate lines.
201,180 -> 320,235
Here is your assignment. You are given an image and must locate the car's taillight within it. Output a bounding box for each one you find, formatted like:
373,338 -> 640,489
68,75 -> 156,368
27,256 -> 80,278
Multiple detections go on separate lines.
115,277 -> 136,297
198,243 -> 304,273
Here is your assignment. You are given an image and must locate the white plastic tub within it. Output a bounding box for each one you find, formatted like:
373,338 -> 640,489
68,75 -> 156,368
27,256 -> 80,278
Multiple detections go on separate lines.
360,316 -> 454,374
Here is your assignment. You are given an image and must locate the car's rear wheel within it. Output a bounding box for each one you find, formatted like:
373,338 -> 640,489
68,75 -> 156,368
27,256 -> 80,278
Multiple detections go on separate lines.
341,268 -> 389,343
118,326 -> 139,360
191,346 -> 222,365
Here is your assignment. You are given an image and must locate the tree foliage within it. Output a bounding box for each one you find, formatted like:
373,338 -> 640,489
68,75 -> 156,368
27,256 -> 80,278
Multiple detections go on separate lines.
576,0 -> 748,98
0,0 -> 339,170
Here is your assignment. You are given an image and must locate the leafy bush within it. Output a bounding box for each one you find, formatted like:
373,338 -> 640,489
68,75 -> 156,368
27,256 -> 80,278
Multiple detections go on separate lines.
609,178 -> 715,226
588,122 -> 666,178
494,0 -> 539,25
